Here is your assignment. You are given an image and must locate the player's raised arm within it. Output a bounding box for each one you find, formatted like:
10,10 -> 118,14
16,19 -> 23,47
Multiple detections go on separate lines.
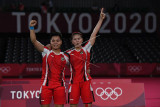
89,8 -> 106,46
29,20 -> 44,52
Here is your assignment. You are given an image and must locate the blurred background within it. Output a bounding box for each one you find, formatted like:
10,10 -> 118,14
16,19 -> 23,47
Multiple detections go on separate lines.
0,0 -> 160,12
0,0 -> 160,64
0,0 -> 160,107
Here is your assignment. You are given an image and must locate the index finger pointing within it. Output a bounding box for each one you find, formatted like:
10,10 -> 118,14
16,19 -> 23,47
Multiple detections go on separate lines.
101,8 -> 104,13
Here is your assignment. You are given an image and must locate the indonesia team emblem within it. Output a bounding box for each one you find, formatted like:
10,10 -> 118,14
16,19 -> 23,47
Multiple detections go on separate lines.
80,51 -> 83,54
61,57 -> 65,61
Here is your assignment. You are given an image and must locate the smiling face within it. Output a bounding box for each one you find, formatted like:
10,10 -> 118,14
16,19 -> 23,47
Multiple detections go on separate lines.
71,34 -> 83,48
50,36 -> 62,50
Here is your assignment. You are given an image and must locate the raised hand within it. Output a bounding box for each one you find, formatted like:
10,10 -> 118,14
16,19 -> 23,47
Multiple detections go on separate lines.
30,20 -> 37,27
100,8 -> 106,20
89,8 -> 106,46
30,20 -> 44,52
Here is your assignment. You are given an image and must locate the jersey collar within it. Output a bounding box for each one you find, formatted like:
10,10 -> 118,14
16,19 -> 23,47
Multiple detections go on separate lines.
74,47 -> 82,52
51,50 -> 62,55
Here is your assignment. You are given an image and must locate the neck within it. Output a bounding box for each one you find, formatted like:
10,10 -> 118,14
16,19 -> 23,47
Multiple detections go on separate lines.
52,49 -> 61,54
75,46 -> 82,51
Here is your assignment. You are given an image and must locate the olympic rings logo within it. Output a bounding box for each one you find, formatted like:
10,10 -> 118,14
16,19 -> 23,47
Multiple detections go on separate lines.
95,87 -> 122,100
0,66 -> 11,73
128,65 -> 142,73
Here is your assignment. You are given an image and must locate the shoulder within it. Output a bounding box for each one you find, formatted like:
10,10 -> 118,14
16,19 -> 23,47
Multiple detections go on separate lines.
44,46 -> 49,50
83,41 -> 91,47
61,52 -> 69,63
42,47 -> 51,57
66,49 -> 75,54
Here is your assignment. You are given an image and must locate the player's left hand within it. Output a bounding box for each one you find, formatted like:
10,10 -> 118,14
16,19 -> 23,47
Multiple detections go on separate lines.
100,8 -> 106,20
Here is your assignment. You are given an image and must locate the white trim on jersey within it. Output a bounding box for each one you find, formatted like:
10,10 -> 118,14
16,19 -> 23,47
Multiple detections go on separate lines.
39,86 -> 42,94
69,85 -> 72,93
85,61 -> 89,81
83,41 -> 92,53
61,52 -> 69,88
67,49 -> 73,54
83,48 -> 89,81
68,42 -> 92,83
42,48 -> 48,57
62,67 -> 66,92
90,83 -> 93,91
66,50 -> 74,84
40,50 -> 69,93
42,50 -> 50,86
74,48 -> 81,52
67,41 -> 92,83
84,41 -> 92,81
51,50 -> 61,55
40,48 -> 49,93
39,51 -> 50,93
83,45 -> 90,81
62,52 -> 69,65
69,64 -> 73,84
42,52 -> 46,58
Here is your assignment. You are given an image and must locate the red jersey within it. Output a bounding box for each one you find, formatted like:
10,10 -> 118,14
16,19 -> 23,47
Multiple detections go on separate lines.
86,52 -> 92,80
67,41 -> 92,83
41,47 -> 48,86
87,52 -> 90,70
41,48 -> 69,88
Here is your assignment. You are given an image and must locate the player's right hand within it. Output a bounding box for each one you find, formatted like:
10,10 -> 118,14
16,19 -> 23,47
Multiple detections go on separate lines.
30,20 -> 37,27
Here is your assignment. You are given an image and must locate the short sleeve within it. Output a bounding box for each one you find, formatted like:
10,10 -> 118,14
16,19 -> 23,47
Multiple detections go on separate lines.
63,53 -> 70,65
83,41 -> 92,53
42,47 -> 49,57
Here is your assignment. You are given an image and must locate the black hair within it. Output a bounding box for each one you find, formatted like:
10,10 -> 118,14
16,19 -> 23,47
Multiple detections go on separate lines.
71,32 -> 83,40
49,32 -> 62,40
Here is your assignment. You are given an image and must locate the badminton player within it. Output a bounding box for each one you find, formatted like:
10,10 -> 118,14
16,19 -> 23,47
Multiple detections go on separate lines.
30,20 -> 69,107
67,8 -> 106,107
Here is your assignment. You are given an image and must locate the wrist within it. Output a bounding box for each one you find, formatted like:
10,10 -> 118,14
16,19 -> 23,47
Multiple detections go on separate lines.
29,26 -> 34,30
99,18 -> 103,22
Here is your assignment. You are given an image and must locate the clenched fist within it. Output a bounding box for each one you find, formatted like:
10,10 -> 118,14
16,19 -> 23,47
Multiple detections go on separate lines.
30,20 -> 37,27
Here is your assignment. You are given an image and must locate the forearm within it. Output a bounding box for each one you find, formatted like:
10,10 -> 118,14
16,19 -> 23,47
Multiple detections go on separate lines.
89,19 -> 103,45
29,29 -> 44,52
30,30 -> 37,43
91,19 -> 103,37
89,8 -> 105,46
